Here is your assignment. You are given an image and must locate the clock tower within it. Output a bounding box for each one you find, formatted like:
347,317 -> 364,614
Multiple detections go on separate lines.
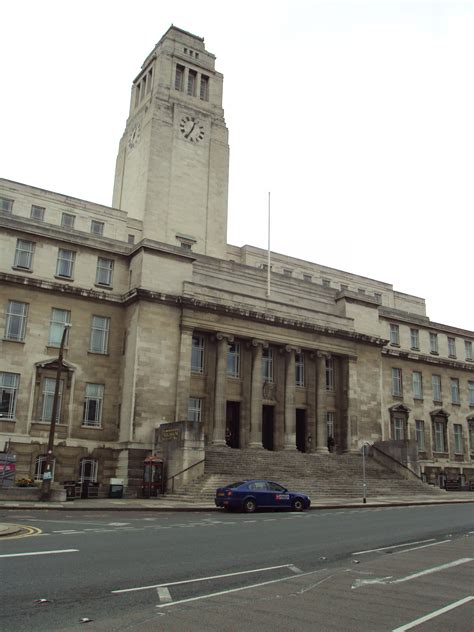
113,26 -> 229,258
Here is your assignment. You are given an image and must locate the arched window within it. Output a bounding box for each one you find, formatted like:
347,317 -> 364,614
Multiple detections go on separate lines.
79,458 -> 98,483
34,455 -> 56,481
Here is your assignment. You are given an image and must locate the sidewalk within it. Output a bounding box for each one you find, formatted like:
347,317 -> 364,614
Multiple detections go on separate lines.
1,492 -> 473,513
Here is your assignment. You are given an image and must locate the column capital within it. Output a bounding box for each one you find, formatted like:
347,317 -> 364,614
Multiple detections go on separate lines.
280,345 -> 301,355
249,339 -> 268,349
215,332 -> 234,343
316,350 -> 331,359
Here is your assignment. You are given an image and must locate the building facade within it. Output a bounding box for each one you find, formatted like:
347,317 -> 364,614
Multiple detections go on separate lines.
1,26 -> 473,492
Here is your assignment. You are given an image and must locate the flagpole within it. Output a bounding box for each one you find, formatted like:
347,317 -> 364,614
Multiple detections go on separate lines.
267,192 -> 271,297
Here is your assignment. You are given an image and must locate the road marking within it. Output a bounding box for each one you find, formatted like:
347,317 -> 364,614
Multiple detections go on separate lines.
53,530 -> 83,533
0,549 -> 79,559
353,539 -> 435,555
392,540 -> 451,555
392,596 -> 474,631
112,564 -> 297,594
288,565 -> 303,574
391,558 -> 473,584
108,522 -> 130,526
157,587 -> 172,603
155,569 -> 323,609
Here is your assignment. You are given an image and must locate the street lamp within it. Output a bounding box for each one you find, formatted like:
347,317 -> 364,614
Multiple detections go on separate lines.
40,323 -> 71,501
361,441 -> 371,504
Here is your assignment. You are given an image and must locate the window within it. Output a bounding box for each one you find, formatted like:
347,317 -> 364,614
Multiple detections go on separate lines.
447,337 -> 456,358
429,332 -> 438,354
412,371 -> 423,399
127,234 -> 135,245
187,397 -> 202,422
322,278 -> 330,287
340,284 -> 349,291
96,257 -> 114,286
41,377 -> 63,422
175,64 -> 184,91
79,458 -> 98,482
391,368 -> 403,397
191,335 -> 205,373
61,212 -> 75,228
410,328 -> 419,350
295,353 -> 305,387
83,384 -> 104,427
325,357 -> 334,391
432,375 -> 442,402
303,274 -> 312,282
187,70 -> 197,96
91,220 -> 104,236
469,423 -> 474,452
14,239 -> 34,270
453,424 -> 463,454
469,381 -> 474,406
415,420 -> 425,451
34,455 -> 55,482
326,411 -> 335,440
433,420 -> 446,452
283,268 -> 293,277
30,205 -> 45,221
56,248 -> 75,278
390,324 -> 400,345
90,316 -> 110,354
0,372 -> 20,419
450,378 -> 460,404
358,288 -> 366,294
0,197 -> 13,213
227,342 -> 240,378
5,300 -> 28,341
374,292 -> 382,305
465,341 -> 473,361
262,348 -> 273,383
200,75 -> 209,100
48,309 -> 71,346
392,416 -> 405,440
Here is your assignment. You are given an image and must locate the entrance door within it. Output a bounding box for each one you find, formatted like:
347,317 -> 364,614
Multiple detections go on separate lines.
262,405 -> 274,451
296,409 -> 307,452
225,401 -> 240,448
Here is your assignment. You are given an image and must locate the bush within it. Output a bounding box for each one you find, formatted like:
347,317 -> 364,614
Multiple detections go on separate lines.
16,478 -> 37,487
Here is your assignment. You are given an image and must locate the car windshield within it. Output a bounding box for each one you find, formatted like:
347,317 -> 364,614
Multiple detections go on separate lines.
227,481 -> 246,489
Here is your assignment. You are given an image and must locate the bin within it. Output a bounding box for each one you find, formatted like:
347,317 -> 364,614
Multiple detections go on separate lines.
64,481 -> 81,500
109,483 -> 124,498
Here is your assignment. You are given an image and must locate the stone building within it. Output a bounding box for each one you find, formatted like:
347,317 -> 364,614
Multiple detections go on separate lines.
0,26 -> 473,493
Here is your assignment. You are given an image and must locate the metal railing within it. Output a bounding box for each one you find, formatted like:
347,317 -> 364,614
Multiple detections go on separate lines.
165,458 -> 205,494
371,443 -> 422,481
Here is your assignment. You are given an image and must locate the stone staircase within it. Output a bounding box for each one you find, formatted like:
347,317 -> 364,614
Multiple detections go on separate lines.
165,446 -> 446,502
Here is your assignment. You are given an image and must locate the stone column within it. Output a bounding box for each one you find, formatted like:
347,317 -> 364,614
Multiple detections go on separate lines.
315,351 -> 329,453
283,346 -> 297,450
344,356 -> 360,453
175,325 -> 193,422
213,333 -> 233,445
249,340 -> 265,448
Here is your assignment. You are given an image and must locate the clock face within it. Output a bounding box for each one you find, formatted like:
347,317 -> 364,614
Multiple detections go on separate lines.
179,116 -> 205,143
128,123 -> 141,150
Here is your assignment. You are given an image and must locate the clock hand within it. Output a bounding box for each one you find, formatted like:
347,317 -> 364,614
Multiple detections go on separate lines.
185,121 -> 197,139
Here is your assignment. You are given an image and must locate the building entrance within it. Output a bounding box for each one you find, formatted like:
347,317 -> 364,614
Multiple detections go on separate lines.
262,405 -> 274,451
296,409 -> 307,452
225,401 -> 240,448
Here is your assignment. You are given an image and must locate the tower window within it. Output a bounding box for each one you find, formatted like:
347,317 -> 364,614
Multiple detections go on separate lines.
31,205 -> 45,221
91,220 -> 104,236
134,83 -> 141,107
187,70 -> 197,96
200,75 -> 209,101
175,65 -> 184,91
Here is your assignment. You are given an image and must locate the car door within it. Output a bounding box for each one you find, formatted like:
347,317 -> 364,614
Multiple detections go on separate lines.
247,480 -> 269,507
266,481 -> 291,508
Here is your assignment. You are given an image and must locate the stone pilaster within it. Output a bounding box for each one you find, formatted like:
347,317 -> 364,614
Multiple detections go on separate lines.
175,325 -> 193,422
283,346 -> 297,450
248,340 -> 266,448
213,333 -> 234,445
315,351 -> 329,453
344,356 -> 360,453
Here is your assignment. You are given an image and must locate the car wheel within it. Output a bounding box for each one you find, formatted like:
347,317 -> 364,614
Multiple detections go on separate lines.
292,497 -> 304,512
243,498 -> 257,513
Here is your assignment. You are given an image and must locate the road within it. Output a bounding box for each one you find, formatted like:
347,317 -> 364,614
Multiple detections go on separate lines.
1,504 -> 473,631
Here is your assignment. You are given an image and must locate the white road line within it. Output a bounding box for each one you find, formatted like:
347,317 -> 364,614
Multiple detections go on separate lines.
157,587 -> 172,603
0,549 -> 79,559
392,540 -> 451,555
353,539 -> 435,555
392,596 -> 474,631
112,563 -> 297,594
156,570 -> 322,609
392,558 -> 473,584
288,565 -> 303,574
53,530 -> 83,534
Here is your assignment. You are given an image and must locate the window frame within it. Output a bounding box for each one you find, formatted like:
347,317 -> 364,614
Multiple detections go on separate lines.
468,381 -> 474,406
453,424 -> 463,454
325,357 -> 335,391
410,328 -> 420,350
326,411 -> 335,440
433,420 -> 446,453
48,308 -> 71,347
389,324 -> 400,346
465,340 -> 473,361
295,352 -> 305,387
89,315 -> 110,354
450,378 -> 460,405
191,334 -> 205,374
262,348 -> 274,383
61,212 -> 76,229
412,371 -> 423,399
95,257 -> 114,287
447,337 -> 456,358
34,455 -> 56,482
90,220 -> 104,236
429,332 -> 439,354
0,372 -> 20,420
227,341 -> 241,378
40,377 -> 64,423
79,458 -> 98,482
30,205 -> 45,221
82,383 -> 104,428
187,397 -> 202,422
56,248 -> 76,279
5,300 -> 28,341
0,197 -> 14,213
14,239 -> 35,270
432,374 -> 442,402
415,420 -> 425,451
391,367 -> 403,397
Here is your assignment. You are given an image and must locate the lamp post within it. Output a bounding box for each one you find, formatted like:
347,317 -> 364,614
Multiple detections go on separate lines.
40,323 -> 71,501
361,441 -> 370,504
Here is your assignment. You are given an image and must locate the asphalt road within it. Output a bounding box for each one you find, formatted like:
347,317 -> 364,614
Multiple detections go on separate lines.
1,505 -> 473,631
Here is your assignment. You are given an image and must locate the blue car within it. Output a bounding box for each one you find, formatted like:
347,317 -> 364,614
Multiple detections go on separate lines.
215,479 -> 311,513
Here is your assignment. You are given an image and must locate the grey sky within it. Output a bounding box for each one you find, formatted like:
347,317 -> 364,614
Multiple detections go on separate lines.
1,0 -> 472,330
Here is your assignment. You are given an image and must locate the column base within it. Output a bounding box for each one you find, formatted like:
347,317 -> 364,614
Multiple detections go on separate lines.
283,444 -> 296,451
248,442 -> 264,449
212,439 -> 227,447
315,447 -> 329,454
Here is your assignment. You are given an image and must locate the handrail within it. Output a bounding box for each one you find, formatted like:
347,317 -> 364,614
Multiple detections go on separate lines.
165,458 -> 205,494
371,444 -> 422,480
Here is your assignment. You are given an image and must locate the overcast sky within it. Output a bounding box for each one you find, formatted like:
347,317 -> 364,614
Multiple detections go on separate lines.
1,1 -> 472,331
